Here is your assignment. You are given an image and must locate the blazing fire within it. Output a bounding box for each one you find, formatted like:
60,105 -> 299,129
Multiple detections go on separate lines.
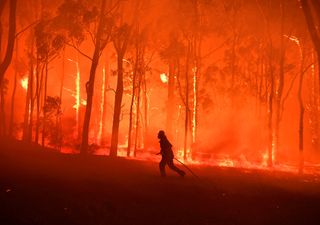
0,0 -> 319,177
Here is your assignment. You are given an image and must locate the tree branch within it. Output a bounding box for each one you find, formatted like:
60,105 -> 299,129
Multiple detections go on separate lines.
65,42 -> 93,61
15,20 -> 39,38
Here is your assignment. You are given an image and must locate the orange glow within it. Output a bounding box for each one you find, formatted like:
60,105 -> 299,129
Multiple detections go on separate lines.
2,0 -> 320,179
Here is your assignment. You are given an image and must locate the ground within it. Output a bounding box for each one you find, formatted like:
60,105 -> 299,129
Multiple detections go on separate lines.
1,139 -> 320,225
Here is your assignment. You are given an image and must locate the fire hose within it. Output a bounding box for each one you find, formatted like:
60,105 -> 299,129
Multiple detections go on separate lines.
174,157 -> 200,179
156,153 -> 200,179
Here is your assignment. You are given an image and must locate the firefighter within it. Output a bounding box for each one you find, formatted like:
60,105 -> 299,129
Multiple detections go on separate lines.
157,130 -> 185,177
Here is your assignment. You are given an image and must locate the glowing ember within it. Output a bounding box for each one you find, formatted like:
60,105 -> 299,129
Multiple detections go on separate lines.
20,76 -> 28,90
160,73 -> 168,83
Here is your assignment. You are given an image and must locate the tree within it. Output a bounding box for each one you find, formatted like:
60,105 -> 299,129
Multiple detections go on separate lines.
300,0 -> 320,89
33,17 -> 65,145
0,0 -> 17,137
54,0 -> 113,154
42,96 -> 62,149
300,0 -> 320,151
0,0 -> 17,86
110,23 -> 131,157
80,0 -> 111,154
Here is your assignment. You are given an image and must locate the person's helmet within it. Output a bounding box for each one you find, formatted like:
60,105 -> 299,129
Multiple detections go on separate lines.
158,130 -> 165,139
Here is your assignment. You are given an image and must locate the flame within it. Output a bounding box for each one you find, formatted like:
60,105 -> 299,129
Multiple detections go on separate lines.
67,58 -> 81,139
20,76 -> 28,90
160,73 -> 168,83
98,66 -> 106,144
218,158 -> 234,167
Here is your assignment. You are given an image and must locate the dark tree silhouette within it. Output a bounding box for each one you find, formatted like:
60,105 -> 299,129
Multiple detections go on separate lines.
54,0 -> 112,154
0,0 -> 17,137
110,23 -> 131,157
0,0 -> 17,86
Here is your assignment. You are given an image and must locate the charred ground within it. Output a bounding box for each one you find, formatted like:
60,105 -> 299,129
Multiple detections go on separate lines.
1,140 -> 320,225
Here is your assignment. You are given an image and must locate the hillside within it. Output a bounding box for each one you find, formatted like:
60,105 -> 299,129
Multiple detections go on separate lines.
1,140 -> 320,225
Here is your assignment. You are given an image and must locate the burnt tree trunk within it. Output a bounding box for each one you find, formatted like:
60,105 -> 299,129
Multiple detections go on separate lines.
35,61 -> 44,144
0,84 -> 5,137
23,38 -> 35,142
42,62 -> 48,147
166,61 -> 175,140
268,54 -> 274,167
9,37 -> 18,137
0,0 -> 17,87
134,68 -> 142,157
184,42 -> 191,160
274,1 -> 285,160
298,62 -> 305,175
80,0 -> 106,154
127,46 -> 139,157
0,0 -> 17,137
110,23 -> 131,157
300,0 -> 320,95
110,51 -> 125,157
0,0 -> 6,55
143,71 -> 148,150
300,0 -> 320,152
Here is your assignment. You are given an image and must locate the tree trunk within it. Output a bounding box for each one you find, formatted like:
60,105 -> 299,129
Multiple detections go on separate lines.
127,47 -> 139,157
80,0 -> 106,155
9,66 -> 17,137
42,62 -> 48,146
166,61 -> 175,140
268,60 -> 274,167
57,49 -> 65,149
9,38 -> 18,137
274,1 -> 286,161
184,42 -> 191,160
0,85 -> 5,137
300,0 -> 320,96
0,0 -> 17,137
0,0 -> 6,55
143,71 -> 148,150
298,60 -> 305,174
35,61 -> 44,144
0,0 -> 17,87
110,52 -> 124,157
134,71 -> 142,157
23,38 -> 35,142
80,55 -> 99,154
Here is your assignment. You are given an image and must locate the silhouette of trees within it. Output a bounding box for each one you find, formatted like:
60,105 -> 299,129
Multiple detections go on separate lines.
0,0 -> 320,174
54,0 -> 114,154
300,0 -> 320,151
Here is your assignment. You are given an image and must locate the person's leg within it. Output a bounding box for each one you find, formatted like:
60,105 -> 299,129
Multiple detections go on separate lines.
159,158 -> 166,177
167,159 -> 185,177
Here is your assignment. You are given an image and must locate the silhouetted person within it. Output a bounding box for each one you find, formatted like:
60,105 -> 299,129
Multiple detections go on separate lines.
157,130 -> 185,177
